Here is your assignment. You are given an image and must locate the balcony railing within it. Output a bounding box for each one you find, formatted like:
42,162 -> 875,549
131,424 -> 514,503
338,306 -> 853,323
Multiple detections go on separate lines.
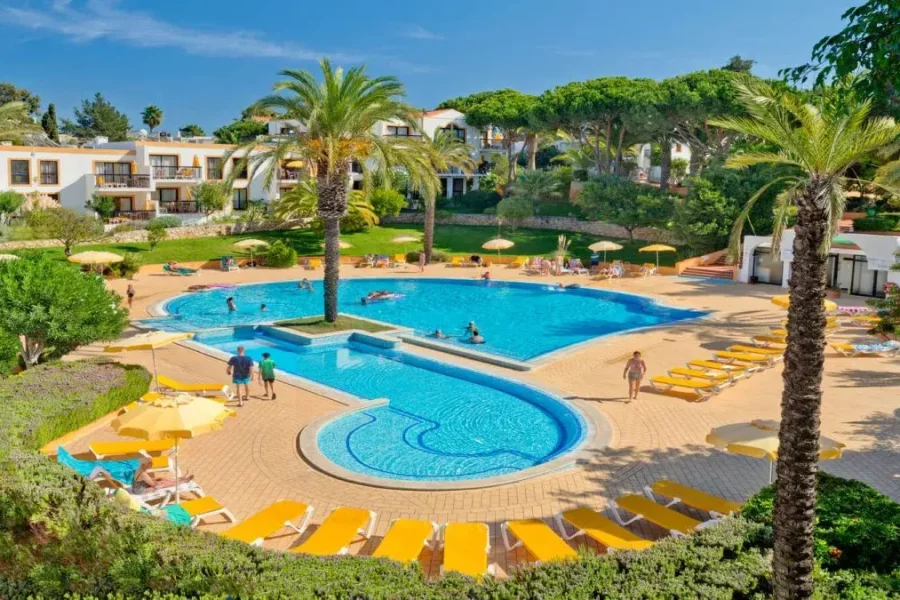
112,210 -> 156,222
160,201 -> 198,214
152,166 -> 202,180
383,132 -> 422,138
94,174 -> 152,189
280,169 -> 301,181
480,141 -> 505,151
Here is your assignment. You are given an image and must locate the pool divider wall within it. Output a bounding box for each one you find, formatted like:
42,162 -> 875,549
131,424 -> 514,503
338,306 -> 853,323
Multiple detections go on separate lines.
398,334 -> 532,371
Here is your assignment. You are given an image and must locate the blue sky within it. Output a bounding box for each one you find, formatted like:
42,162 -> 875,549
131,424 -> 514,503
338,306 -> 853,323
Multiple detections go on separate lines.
2,0 -> 856,134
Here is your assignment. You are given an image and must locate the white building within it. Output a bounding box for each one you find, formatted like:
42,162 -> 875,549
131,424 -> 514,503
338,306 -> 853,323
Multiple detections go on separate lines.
740,232 -> 900,298
634,142 -> 692,183
0,139 -> 294,222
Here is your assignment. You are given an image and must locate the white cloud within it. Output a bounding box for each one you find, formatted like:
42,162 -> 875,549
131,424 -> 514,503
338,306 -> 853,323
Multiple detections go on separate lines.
0,0 -> 361,62
404,25 -> 444,41
537,45 -> 595,58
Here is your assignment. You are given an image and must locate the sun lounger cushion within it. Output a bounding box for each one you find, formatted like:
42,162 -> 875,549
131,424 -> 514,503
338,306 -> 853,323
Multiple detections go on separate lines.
559,507 -> 652,551
443,522 -> 490,578
714,351 -> 772,364
293,507 -> 372,556
57,446 -> 140,487
157,375 -> 226,393
650,480 -> 742,516
615,494 -> 702,534
688,360 -> 746,372
668,367 -> 731,382
372,519 -> 435,563
651,376 -> 718,390
728,345 -> 782,355
505,519 -> 577,562
223,500 -> 311,545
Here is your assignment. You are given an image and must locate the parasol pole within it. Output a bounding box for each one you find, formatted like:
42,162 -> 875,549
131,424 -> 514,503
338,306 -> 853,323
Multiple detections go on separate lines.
151,347 -> 160,393
175,438 -> 180,504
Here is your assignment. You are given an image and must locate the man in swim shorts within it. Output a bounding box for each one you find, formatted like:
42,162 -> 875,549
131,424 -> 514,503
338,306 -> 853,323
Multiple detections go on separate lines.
226,346 -> 254,406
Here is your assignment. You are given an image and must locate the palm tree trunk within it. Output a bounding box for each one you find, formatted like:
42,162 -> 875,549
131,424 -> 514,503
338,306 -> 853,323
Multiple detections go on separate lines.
317,161 -> 349,323
423,196 -> 436,262
525,133 -> 537,170
659,140 -> 672,191
773,181 -> 828,600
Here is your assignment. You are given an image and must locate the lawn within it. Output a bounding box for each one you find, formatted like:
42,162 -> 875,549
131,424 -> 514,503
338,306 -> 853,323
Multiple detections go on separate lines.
275,315 -> 392,334
13,224 -> 686,267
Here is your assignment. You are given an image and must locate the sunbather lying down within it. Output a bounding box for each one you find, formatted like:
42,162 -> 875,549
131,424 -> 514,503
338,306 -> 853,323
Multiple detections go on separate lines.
131,457 -> 195,494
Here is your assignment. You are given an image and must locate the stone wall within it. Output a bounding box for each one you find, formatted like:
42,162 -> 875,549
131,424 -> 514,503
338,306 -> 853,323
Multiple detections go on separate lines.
0,221 -> 293,251
383,213 -> 680,244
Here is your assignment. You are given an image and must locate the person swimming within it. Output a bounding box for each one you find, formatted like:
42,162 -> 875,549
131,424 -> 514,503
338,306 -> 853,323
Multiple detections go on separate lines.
361,290 -> 394,304
226,297 -> 237,311
429,329 -> 450,339
464,321 -> 477,334
481,271 -> 491,281
260,303 -> 268,312
298,278 -> 313,292
468,329 -> 485,344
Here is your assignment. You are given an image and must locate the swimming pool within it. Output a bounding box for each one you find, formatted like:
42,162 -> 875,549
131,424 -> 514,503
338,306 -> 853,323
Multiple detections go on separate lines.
153,278 -> 705,361
197,329 -> 585,483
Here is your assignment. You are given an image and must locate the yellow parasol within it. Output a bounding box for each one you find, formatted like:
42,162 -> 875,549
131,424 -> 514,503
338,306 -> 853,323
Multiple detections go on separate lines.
0,254 -> 20,261
482,237 -> 514,261
105,331 -> 195,392
771,295 -> 837,312
68,251 -> 124,274
111,394 -> 234,503
130,161 -> 138,175
192,155 -> 201,168
638,244 -> 677,269
588,241 -> 623,263
285,160 -> 305,169
707,419 -> 845,482
233,239 -> 270,267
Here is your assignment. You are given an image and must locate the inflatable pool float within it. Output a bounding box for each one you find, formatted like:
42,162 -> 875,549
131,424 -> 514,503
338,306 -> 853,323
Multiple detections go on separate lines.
361,293 -> 404,304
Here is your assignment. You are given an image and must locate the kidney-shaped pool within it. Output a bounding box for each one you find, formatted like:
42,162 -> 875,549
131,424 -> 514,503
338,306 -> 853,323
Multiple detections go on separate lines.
153,278 -> 705,362
197,328 -> 586,484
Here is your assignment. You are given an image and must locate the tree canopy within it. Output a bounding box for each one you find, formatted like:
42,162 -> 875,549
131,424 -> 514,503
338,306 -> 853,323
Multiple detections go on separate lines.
0,82 -> 40,116
213,119 -> 266,144
141,105 -> 164,132
783,0 -> 900,117
179,123 -> 205,137
61,93 -> 130,141
436,90 -> 516,112
0,255 -> 128,367
41,104 -> 58,141
574,174 -> 674,239
26,208 -> 105,256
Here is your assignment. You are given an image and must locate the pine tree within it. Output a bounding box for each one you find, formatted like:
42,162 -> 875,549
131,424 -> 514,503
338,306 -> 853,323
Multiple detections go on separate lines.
41,103 -> 58,141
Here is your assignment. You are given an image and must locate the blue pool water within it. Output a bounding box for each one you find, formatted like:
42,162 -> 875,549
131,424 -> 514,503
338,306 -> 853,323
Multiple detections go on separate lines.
151,278 -> 704,361
198,329 -> 584,482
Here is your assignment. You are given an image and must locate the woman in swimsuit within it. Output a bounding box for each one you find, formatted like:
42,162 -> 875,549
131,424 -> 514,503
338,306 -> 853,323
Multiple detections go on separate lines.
622,351 -> 646,402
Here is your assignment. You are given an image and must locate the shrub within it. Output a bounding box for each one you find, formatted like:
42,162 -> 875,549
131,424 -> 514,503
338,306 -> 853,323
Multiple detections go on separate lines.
0,329 -> 19,377
852,215 -> 900,232
146,220 -> 168,250
369,188 -> 407,217
26,208 -> 106,256
147,216 -> 182,229
264,240 -> 297,268
115,252 -> 141,279
496,196 -> 534,230
110,223 -> 135,234
339,210 -> 370,233
742,471 -> 900,573
452,189 -> 501,212
0,190 -> 25,226
406,250 -> 448,264
85,194 -> 117,221
434,209 -> 453,222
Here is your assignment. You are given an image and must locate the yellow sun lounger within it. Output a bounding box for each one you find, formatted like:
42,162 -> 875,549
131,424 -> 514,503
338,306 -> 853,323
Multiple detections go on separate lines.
292,507 -> 377,556
554,507 -> 653,552
115,490 -> 235,528
392,254 -> 406,265
727,345 -> 784,361
157,375 -> 233,400
441,522 -> 495,578
688,359 -> 757,376
829,343 -> 900,357
449,256 -> 463,267
500,519 -> 577,564
222,500 -> 314,547
752,335 -> 786,347
714,351 -> 776,367
650,376 -> 721,400
372,518 -> 438,563
668,367 -> 734,384
771,326 -> 837,337
610,494 -> 716,537
511,256 -> 528,268
644,480 -> 742,518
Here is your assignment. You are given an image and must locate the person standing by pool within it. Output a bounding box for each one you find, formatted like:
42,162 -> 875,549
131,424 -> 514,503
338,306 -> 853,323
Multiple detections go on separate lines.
418,251 -> 426,272
226,297 -> 237,312
622,351 -> 646,402
226,346 -> 254,406
126,284 -> 135,309
258,352 -> 277,400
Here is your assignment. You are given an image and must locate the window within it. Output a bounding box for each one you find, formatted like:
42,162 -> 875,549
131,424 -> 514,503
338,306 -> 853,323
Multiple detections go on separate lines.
351,179 -> 364,190
150,155 -> 178,178
231,158 -> 248,179
674,143 -> 683,152
452,178 -> 465,196
9,159 -> 29,185
442,125 -> 466,141
350,161 -> 362,174
96,162 -> 131,176
233,188 -> 248,210
207,157 -> 223,180
158,188 -> 178,203
39,160 -> 59,185
386,126 -> 411,136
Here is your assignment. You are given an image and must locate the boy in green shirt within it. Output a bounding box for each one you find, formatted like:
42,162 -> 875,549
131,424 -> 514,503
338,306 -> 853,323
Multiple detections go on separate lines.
258,352 -> 277,400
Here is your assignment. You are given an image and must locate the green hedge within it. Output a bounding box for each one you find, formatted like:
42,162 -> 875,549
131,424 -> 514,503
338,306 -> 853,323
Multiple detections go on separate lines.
852,214 -> 900,232
2,360 -> 899,598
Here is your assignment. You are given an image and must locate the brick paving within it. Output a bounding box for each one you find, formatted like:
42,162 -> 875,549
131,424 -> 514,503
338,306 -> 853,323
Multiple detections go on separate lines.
63,263 -> 900,577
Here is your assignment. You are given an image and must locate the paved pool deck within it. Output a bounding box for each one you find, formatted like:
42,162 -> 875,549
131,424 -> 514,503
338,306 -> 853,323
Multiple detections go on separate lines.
65,262 -> 900,578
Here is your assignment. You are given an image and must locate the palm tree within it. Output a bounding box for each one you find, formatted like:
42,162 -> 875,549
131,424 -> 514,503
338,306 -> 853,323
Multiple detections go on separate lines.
0,101 -> 40,142
416,131 -> 475,261
713,78 -> 900,600
230,59 -> 427,321
507,169 -> 562,207
273,178 -> 379,227
141,105 -> 163,133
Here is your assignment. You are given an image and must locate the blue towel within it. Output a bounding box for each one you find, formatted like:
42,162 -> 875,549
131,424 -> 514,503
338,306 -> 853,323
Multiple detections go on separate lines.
159,505 -> 192,526
56,446 -> 141,487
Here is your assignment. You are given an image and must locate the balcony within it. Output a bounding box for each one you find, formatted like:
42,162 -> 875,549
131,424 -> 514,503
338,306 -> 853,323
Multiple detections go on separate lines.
279,169 -> 302,182
94,174 -> 152,190
111,210 -> 156,222
152,166 -> 202,181
160,201 -> 198,214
